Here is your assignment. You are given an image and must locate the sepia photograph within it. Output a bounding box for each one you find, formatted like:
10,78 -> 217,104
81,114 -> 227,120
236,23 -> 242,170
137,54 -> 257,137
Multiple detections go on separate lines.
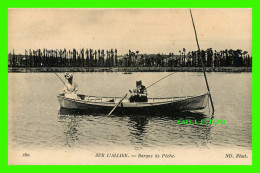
8,8 -> 252,165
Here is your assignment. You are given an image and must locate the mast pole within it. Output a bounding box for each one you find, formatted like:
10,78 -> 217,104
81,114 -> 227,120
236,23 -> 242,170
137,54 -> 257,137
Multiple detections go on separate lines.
189,9 -> 215,116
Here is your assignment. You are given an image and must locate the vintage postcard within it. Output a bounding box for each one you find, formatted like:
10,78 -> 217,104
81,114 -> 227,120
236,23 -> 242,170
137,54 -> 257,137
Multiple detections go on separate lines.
8,8 -> 252,165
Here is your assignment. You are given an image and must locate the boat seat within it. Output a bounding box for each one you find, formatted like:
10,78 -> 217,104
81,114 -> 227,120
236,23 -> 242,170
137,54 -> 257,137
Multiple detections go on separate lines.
84,97 -> 114,102
102,98 -> 115,102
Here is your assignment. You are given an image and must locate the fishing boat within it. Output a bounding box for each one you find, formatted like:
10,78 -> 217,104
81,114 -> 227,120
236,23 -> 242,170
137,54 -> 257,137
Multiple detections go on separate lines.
56,9 -> 215,116
57,93 -> 209,114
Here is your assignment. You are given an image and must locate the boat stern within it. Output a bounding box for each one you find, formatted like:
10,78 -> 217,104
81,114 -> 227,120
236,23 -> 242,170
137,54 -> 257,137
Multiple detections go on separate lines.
57,94 -> 79,109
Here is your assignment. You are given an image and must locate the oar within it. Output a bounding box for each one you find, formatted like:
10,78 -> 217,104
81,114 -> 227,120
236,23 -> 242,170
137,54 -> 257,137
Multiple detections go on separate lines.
107,94 -> 128,116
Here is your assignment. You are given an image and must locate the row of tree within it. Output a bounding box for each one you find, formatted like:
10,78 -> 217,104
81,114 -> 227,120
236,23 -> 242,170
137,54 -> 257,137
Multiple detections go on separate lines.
9,48 -> 118,67
118,48 -> 252,67
8,48 -> 252,68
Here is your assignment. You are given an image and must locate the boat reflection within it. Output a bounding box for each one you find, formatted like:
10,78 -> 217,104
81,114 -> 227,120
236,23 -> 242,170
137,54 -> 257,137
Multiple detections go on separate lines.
58,108 -> 213,149
58,107 -> 212,117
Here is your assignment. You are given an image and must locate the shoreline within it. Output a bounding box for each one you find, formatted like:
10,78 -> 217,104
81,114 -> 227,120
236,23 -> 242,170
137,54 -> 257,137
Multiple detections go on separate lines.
8,67 -> 252,73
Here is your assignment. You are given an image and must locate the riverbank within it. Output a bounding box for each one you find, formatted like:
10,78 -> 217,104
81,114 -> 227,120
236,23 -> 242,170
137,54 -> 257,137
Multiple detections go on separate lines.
8,67 -> 252,73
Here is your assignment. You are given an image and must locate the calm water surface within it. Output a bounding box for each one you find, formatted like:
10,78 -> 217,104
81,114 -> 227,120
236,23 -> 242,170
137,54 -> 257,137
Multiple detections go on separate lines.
8,72 -> 252,150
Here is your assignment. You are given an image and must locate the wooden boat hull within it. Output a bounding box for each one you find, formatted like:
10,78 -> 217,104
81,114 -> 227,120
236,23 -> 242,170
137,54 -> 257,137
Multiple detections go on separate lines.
57,93 -> 209,114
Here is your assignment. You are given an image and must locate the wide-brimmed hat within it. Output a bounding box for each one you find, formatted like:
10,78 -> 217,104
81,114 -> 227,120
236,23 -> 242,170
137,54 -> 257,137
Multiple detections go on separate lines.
64,72 -> 73,79
136,80 -> 142,86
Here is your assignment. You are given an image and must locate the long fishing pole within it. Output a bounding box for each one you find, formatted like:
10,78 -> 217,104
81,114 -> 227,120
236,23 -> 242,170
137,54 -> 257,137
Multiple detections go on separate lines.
47,68 -> 66,87
53,71 -> 66,86
146,72 -> 176,89
189,9 -> 215,116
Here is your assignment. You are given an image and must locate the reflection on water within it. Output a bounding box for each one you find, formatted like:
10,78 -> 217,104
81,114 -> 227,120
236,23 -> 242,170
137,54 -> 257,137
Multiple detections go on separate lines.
128,116 -> 149,149
58,115 -> 80,147
128,112 -> 213,149
58,109 -> 213,150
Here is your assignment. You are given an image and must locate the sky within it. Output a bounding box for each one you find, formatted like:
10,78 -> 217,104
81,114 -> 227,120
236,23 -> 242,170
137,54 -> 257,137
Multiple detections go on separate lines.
8,8 -> 252,55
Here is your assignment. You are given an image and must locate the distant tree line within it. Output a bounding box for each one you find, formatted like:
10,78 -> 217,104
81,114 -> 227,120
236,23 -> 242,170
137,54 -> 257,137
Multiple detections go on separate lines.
118,48 -> 252,67
8,48 -> 118,67
8,48 -> 252,68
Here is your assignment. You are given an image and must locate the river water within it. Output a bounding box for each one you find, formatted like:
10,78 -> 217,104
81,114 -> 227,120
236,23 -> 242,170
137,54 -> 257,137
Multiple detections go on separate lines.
8,72 -> 252,151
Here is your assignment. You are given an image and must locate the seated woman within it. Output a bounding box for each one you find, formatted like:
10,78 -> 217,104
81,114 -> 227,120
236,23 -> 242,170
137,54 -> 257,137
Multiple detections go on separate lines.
63,72 -> 80,99
129,80 -> 148,102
